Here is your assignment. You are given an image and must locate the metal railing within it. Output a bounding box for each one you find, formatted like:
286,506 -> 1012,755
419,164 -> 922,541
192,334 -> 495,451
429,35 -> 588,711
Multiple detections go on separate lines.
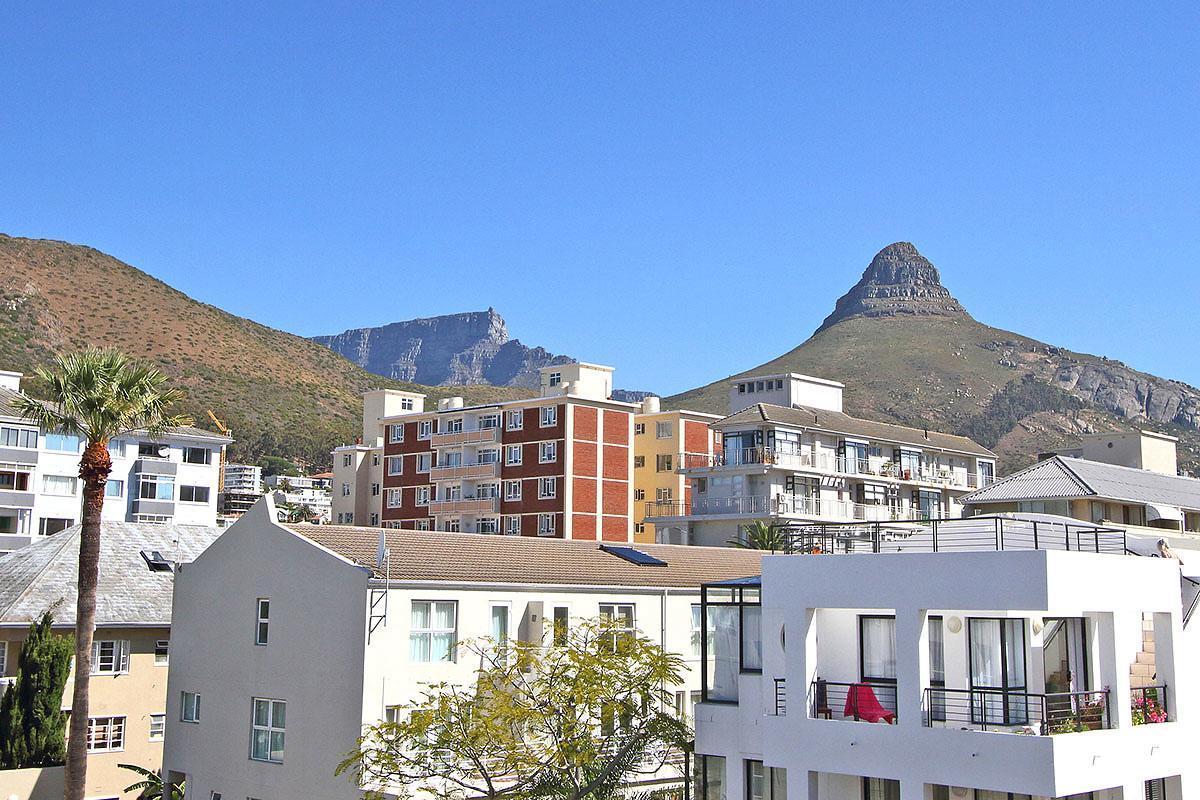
1132,685 -> 1169,724
809,679 -> 897,723
643,494 -> 929,522
678,447 -> 989,489
778,516 -> 1128,555
924,686 -> 1110,734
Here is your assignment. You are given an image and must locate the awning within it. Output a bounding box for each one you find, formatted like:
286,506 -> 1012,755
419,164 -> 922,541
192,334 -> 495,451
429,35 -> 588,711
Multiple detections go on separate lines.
1148,503 -> 1183,522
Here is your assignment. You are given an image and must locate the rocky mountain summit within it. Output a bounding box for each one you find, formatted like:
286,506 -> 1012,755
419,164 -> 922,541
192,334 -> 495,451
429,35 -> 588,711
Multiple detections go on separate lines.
313,309 -> 572,389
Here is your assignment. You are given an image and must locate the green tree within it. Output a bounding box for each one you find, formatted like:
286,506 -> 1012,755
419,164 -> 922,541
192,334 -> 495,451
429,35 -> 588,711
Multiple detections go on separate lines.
728,520 -> 788,550
336,619 -> 690,800
257,455 -> 300,477
13,348 -> 189,800
120,763 -> 185,800
0,612 -> 73,768
279,502 -> 314,523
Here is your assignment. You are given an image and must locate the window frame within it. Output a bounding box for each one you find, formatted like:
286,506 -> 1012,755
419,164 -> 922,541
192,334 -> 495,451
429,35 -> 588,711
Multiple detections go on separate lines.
505,445 -> 523,466
86,715 -> 126,753
389,424 -> 405,443
538,476 -> 557,499
183,446 -> 212,465
91,639 -> 130,675
540,406 -> 558,427
179,484 -> 211,504
539,441 -> 558,463
249,697 -> 286,763
410,600 -> 458,663
255,598 -> 270,646
149,713 -> 166,741
537,513 -> 556,536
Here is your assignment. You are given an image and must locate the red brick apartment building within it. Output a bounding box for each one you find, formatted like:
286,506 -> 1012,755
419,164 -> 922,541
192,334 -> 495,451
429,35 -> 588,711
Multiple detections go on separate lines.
333,363 -> 637,541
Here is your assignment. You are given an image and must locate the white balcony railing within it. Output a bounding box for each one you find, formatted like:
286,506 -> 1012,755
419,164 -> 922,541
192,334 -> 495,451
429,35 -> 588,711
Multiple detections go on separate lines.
680,448 -> 990,490
644,494 -> 927,523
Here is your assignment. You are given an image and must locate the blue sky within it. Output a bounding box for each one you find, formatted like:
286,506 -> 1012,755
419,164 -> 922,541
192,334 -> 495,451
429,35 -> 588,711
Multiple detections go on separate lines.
1,4 -> 1197,394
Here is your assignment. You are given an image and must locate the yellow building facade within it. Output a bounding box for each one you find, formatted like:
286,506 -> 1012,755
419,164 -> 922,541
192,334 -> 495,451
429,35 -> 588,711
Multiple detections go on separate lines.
632,400 -> 720,543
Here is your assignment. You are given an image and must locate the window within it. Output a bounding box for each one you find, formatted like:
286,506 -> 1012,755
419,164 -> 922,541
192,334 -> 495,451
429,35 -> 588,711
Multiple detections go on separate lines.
401,397 -> 415,411
507,409 -> 524,430
548,372 -> 562,387
504,515 -> 521,536
745,760 -> 786,800
342,453 -> 353,467
540,406 -> 558,427
250,698 -> 286,763
341,482 -> 352,497
149,713 -> 166,741
655,421 -> 672,439
599,603 -> 635,650
504,480 -> 522,501
656,487 -> 672,502
415,486 -> 430,506
702,583 -> 762,702
656,454 -> 673,472
696,477 -> 708,493
44,432 -> 81,452
105,479 -> 124,497
180,485 -> 210,503
634,488 -> 645,501
634,423 -> 646,435
633,455 -> 645,468
386,488 -> 402,508
0,641 -> 6,674
389,424 -> 404,443
39,518 -> 73,536
86,716 -> 125,752
372,452 -> 381,467
863,778 -> 900,800
256,598 -> 270,645
385,705 -> 402,724
107,439 -> 126,457
0,426 -> 37,448
539,441 -> 557,463
479,413 -> 501,429
416,453 -> 432,473
442,451 -> 463,468
387,456 -> 403,475
537,513 -> 556,536
184,447 -> 211,465
859,616 -> 897,683
92,640 -> 130,674
552,606 -> 569,646
411,601 -> 457,662
538,477 -> 557,499
417,420 -> 432,439
371,482 -> 380,496
633,523 -> 645,534
133,513 -> 171,524
479,448 -> 500,464
42,475 -> 78,496
0,468 -> 31,491
478,517 -> 499,534
139,474 -> 175,501
155,640 -> 169,666
506,445 -> 523,466
443,417 -> 464,434
444,518 -> 461,533
1146,779 -> 1167,800
342,512 -> 354,524
694,755 -> 726,800
916,489 -> 942,519
369,512 -> 380,526
490,603 -> 510,655
691,604 -> 703,656
477,483 -> 499,500
414,519 -> 431,531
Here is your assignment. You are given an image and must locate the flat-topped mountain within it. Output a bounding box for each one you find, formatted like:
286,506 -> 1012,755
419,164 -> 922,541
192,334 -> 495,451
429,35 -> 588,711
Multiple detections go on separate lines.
669,243 -> 1200,473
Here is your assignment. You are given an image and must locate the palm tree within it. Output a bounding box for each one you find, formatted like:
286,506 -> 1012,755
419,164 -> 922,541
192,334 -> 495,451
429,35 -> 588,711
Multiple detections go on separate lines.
14,349 -> 188,800
279,502 -> 314,523
120,763 -> 185,800
727,519 -> 788,551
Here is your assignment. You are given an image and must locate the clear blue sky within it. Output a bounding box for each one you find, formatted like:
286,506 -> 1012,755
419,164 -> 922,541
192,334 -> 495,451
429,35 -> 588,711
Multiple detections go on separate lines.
2,4 -> 1197,394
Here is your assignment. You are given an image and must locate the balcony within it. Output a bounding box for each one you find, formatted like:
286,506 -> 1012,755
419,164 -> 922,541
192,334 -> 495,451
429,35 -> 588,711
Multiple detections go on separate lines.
428,462 -> 499,482
426,497 -> 498,515
681,448 -> 990,489
643,494 -> 926,523
430,428 -> 499,448
924,686 -> 1111,734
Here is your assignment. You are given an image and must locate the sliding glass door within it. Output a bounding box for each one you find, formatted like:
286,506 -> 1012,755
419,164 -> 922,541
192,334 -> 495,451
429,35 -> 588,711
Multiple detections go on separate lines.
968,618 -> 1028,725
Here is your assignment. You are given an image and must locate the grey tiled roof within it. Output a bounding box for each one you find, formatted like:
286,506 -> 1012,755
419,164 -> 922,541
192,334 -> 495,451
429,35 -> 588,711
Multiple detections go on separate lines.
0,522 -> 221,628
962,455 -> 1200,510
718,403 -> 995,458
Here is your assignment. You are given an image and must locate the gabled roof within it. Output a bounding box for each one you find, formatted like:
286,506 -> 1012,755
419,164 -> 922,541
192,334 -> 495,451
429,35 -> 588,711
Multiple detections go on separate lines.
285,524 -> 766,589
962,455 -> 1200,510
0,523 -> 221,627
718,403 -> 995,458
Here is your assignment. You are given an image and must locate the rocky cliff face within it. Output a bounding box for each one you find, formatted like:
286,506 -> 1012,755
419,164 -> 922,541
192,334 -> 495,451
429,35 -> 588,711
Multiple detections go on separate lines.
313,309 -> 572,389
816,241 -> 970,333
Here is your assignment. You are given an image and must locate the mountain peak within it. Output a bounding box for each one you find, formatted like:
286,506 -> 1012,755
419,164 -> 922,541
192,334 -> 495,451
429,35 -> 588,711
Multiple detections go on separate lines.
815,242 -> 969,333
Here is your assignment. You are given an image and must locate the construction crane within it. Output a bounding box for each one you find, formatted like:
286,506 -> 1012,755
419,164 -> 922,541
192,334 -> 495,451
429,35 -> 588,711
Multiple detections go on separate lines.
206,410 -> 232,491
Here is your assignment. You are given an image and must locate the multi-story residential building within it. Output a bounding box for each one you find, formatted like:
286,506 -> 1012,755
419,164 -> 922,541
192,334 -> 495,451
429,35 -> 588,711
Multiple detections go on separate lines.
162,496 -> 765,799
220,463 -> 264,520
962,430 -> 1200,536
691,514 -> 1196,800
645,374 -> 996,547
0,521 -> 219,799
333,362 -> 639,540
265,474 -> 333,523
632,397 -> 721,543
1,371 -> 231,552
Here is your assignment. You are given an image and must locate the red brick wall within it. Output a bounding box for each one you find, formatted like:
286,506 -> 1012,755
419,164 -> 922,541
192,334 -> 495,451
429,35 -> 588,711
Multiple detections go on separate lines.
602,410 -> 629,445
683,419 -> 713,455
601,516 -> 627,542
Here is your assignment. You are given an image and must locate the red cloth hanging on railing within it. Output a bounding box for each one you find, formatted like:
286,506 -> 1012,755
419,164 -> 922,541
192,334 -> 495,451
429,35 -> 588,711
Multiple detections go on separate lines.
845,683 -> 896,724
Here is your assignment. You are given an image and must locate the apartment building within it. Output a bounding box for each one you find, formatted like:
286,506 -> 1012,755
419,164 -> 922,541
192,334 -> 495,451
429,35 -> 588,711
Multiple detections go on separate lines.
162,496 -> 765,800
691,515 -> 1196,800
646,374 -> 996,547
1,371 -> 231,552
265,474 -> 333,523
632,397 -> 721,543
963,431 -> 1200,536
220,463 -> 264,520
0,522 -> 219,799
333,362 -> 638,540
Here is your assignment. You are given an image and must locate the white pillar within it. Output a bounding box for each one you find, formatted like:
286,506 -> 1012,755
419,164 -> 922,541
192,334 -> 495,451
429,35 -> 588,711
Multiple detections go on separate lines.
895,608 -> 929,729
787,607 -> 818,719
899,780 -> 926,800
1152,611 -> 1181,722
1097,611 -> 1140,728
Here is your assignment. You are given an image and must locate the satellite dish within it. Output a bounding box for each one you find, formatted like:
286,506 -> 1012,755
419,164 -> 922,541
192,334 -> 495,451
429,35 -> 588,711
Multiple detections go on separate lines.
158,445 -> 170,458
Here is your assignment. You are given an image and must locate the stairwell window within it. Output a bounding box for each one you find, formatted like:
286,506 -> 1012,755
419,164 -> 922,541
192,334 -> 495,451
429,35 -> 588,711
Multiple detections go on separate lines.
410,601 -> 457,662
540,406 -> 558,427
342,453 -> 353,467
86,716 -> 125,752
250,698 -> 286,763
181,691 -> 201,723
539,441 -> 557,463
371,483 -> 380,497
92,640 -> 130,675
255,599 -> 270,645
507,409 -> 524,430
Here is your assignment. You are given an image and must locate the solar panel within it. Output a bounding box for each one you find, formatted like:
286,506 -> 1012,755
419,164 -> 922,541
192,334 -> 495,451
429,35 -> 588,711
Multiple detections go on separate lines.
599,544 -> 667,567
140,549 -> 174,572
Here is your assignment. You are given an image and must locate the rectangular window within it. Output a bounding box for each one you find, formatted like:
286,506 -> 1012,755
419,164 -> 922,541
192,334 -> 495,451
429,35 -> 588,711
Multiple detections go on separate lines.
342,512 -> 354,524
341,482 -> 352,497
44,432 -> 82,452
745,760 -> 787,800
539,441 -> 557,463
443,417 -> 464,434
0,641 -> 6,674
540,406 -> 558,427
694,754 -> 726,800
537,513 -> 556,536
250,698 -> 286,763
634,423 -> 646,435
477,483 -> 499,500
478,517 -> 499,534
552,606 -> 569,646
181,692 -> 201,723
180,485 -> 210,503
387,456 -> 404,475
696,477 -> 708,493
504,515 -> 521,536
548,371 -> 562,387
342,453 -> 353,467
634,455 -> 645,468
256,598 -> 270,645
386,488 -> 402,508
86,716 -> 125,752
538,477 -> 557,499
479,413 -> 501,430
634,488 -> 645,501
656,487 -> 672,502
478,448 -> 500,465
863,777 -> 900,800
39,518 -> 73,536
389,424 -> 404,443
507,409 -> 524,430
155,639 -> 169,666
504,480 -> 522,501
385,705 -> 402,724
415,486 -> 430,506
656,454 -> 673,472
0,426 -> 38,448
42,475 -> 78,496
105,479 -> 124,497
655,421 -> 672,439
859,616 -> 897,683
410,601 -> 457,662
505,445 -> 523,466
369,512 -> 380,526
149,713 -> 166,741
371,482 -> 380,496
490,603 -> 510,654
372,452 -> 381,467
92,640 -> 130,674
599,603 -> 636,650
139,474 -> 175,501
107,439 -> 126,457
416,453 -> 432,473
183,447 -> 212,465
0,469 -> 31,492
417,420 -> 432,440
691,604 -> 703,656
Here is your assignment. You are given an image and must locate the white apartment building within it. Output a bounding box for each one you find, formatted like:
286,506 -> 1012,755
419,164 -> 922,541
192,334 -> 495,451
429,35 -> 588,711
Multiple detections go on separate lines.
265,474 -> 333,523
223,463 -> 263,494
1,370 -> 231,552
691,515 -> 1196,800
646,374 -> 996,547
163,496 -> 765,800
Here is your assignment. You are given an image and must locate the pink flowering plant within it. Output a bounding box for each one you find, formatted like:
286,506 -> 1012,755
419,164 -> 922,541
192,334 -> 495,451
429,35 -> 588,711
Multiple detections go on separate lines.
1132,691 -> 1168,725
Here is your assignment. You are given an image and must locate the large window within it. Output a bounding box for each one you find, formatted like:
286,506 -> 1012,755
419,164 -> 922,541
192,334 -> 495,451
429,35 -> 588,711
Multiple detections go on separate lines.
410,601 -> 457,662
180,485 -> 210,503
183,447 -> 211,465
701,582 -> 761,703
0,468 -> 31,491
138,474 -> 175,501
42,475 -> 78,496
44,432 -> 81,452
92,640 -> 130,674
693,755 -> 726,800
745,760 -> 786,800
0,426 -> 37,448
968,617 -> 1028,725
599,603 -> 636,651
840,440 -> 868,473
863,778 -> 899,800
859,616 -> 897,683
916,489 -> 942,519
250,698 -> 286,763
86,716 -> 125,752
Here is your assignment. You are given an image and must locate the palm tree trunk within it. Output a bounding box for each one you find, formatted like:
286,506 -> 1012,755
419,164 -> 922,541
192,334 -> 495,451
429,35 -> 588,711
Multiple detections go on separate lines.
64,441 -> 111,800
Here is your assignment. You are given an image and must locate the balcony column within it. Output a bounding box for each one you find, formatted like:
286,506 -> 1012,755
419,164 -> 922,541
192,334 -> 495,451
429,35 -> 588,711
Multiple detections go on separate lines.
786,607 -> 818,719
895,608 -> 929,730
1095,610 -> 1140,729
1152,611 -> 1181,721
899,780 -> 925,800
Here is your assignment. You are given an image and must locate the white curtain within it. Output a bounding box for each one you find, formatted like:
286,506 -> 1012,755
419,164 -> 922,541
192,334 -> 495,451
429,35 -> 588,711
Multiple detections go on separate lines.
861,617 -> 896,680
742,606 -> 763,671
707,606 -> 739,702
